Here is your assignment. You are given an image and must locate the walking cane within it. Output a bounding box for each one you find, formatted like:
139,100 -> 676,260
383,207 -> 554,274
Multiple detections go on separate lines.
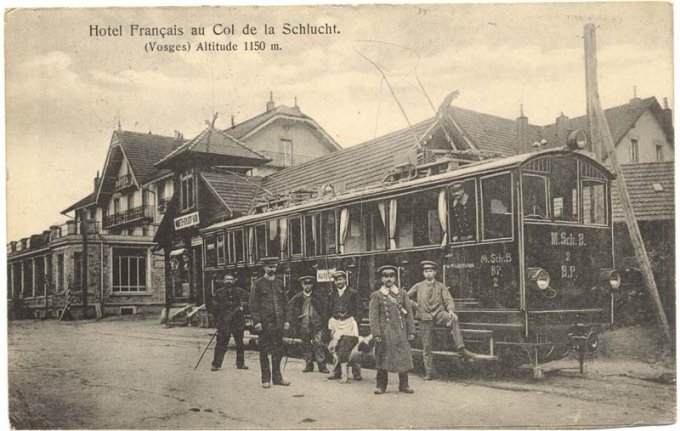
282,325 -> 295,372
194,332 -> 218,370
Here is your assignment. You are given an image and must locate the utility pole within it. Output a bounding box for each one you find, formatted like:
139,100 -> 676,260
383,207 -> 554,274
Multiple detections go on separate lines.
584,23 -> 671,346
81,210 -> 89,319
584,24 -> 601,160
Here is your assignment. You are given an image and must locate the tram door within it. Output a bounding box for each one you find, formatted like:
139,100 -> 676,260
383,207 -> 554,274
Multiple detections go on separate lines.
192,245 -> 204,305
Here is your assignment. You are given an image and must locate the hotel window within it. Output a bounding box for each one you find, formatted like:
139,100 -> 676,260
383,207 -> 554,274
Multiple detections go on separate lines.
655,141 -> 664,161
73,252 -> 82,290
180,173 -> 195,211
56,254 -> 64,293
280,139 -> 293,166
114,198 -> 120,214
112,248 -> 147,293
630,139 -> 639,163
127,193 -> 134,210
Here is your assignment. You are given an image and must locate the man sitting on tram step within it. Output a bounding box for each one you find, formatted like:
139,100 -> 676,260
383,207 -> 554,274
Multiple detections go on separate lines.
327,270 -> 363,381
249,257 -> 291,389
287,275 -> 331,374
370,265 -> 416,395
209,271 -> 250,372
450,181 -> 475,242
408,261 -> 483,380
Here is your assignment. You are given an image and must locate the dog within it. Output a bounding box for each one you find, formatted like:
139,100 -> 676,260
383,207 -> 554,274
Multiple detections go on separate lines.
331,334 -> 375,383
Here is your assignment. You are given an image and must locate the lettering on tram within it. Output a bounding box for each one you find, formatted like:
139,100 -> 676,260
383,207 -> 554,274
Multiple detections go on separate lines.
199,148 -> 621,377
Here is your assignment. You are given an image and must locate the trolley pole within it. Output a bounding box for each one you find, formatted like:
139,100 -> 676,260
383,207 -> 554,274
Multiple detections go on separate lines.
584,23 -> 672,346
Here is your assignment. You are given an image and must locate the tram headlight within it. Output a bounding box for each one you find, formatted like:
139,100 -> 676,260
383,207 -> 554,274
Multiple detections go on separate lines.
600,269 -> 621,290
567,129 -> 588,150
527,267 -> 551,290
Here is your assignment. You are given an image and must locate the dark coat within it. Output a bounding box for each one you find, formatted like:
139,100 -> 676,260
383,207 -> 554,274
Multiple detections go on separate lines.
249,276 -> 288,330
451,194 -> 476,240
369,288 -> 415,373
328,288 -> 363,320
287,290 -> 329,333
209,283 -> 249,330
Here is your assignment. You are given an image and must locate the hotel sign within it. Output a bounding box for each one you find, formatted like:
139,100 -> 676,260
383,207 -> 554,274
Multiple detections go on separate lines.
174,212 -> 200,230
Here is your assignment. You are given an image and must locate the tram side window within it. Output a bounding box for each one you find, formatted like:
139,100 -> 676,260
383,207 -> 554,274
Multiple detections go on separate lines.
307,210 -> 337,256
551,157 -> 578,222
216,233 -> 225,265
304,214 -> 316,257
481,173 -> 513,240
340,203 -> 386,253
225,231 -> 234,263
449,179 -> 477,242
289,217 -> 303,256
255,224 -> 267,261
204,235 -> 217,268
233,229 -> 244,263
583,180 -> 606,225
522,175 -> 548,219
396,189 -> 442,248
267,219 -> 282,259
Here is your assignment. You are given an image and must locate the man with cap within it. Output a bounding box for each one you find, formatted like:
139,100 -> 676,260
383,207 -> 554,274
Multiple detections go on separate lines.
370,265 -> 416,394
287,275 -> 330,373
249,257 -> 291,388
450,181 -> 476,242
327,270 -> 363,381
408,261 -> 479,379
208,271 -> 250,372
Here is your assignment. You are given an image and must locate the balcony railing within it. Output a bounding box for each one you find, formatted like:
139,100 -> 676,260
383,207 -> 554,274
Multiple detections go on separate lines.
103,205 -> 153,229
259,150 -> 316,167
115,174 -> 134,191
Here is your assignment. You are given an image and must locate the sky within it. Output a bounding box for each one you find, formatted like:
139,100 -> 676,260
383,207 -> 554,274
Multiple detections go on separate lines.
4,2 -> 674,241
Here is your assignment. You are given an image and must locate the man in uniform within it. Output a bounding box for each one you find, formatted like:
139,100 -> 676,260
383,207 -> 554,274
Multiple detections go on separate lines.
327,270 -> 363,381
249,257 -> 291,388
408,260 -> 481,380
209,272 -> 250,371
288,275 -> 330,373
369,265 -> 416,394
450,181 -> 475,242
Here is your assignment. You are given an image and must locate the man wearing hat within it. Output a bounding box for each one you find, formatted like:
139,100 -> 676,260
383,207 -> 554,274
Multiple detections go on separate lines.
450,181 -> 476,242
327,270 -> 363,381
408,260 -> 480,380
287,275 -> 330,373
369,265 -> 416,394
249,257 -> 291,388
208,272 -> 250,372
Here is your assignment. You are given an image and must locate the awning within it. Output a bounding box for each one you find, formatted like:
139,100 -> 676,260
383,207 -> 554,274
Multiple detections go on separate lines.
170,248 -> 186,256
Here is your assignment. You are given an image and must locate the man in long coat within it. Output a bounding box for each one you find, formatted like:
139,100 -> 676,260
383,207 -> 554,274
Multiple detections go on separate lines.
287,275 -> 330,373
209,272 -> 250,371
249,257 -> 291,388
369,265 -> 416,394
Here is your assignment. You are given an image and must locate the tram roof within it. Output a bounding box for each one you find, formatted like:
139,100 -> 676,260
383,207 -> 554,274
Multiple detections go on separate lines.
202,149 -> 603,233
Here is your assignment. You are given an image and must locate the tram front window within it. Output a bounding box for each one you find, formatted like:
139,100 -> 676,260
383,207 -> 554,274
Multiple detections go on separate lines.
550,157 -> 578,222
449,179 -> 477,242
522,175 -> 547,219
583,180 -> 606,225
481,173 -> 512,240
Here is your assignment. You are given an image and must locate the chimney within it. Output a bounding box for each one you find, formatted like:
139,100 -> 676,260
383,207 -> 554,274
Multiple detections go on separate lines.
630,85 -> 641,106
556,112 -> 569,146
174,130 -> 183,139
294,97 -> 298,108
94,170 -> 101,191
231,114 -> 235,128
516,104 -> 529,154
662,96 -> 673,138
266,91 -> 275,112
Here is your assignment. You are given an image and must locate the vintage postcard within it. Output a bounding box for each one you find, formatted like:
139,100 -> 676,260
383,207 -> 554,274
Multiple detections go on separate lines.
5,2 -> 675,429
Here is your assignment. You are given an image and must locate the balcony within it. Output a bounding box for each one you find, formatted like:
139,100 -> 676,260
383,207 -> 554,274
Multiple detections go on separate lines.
50,220 -> 101,241
259,150 -> 316,167
103,205 -> 153,229
115,174 -> 135,192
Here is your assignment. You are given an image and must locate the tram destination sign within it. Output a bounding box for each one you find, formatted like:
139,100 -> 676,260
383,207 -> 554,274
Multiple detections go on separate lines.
174,212 -> 200,230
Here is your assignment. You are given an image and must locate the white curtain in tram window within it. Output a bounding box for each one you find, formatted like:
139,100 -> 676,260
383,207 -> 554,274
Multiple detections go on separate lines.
388,199 -> 397,249
438,189 -> 448,246
247,227 -> 254,263
377,201 -> 386,226
311,215 -> 318,248
279,218 -> 288,257
269,220 -> 278,241
338,207 -> 350,254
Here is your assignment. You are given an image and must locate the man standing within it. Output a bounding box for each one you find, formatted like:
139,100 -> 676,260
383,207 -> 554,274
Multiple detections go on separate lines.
209,272 -> 250,372
327,270 -> 363,381
288,275 -> 330,373
450,181 -> 476,242
369,265 -> 416,394
408,261 -> 480,380
249,257 -> 291,388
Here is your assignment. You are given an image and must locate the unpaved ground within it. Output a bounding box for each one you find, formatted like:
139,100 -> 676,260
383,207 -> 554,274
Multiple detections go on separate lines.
7,318 -> 676,429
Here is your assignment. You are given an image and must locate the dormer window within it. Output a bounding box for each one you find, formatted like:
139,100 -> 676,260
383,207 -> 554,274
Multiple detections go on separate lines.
180,172 -> 195,212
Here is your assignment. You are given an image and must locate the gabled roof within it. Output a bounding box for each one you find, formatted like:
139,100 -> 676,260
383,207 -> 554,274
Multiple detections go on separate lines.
116,130 -> 186,184
612,162 -> 674,222
61,192 -> 95,214
200,172 -> 264,216
155,126 -> 268,169
224,104 -> 341,151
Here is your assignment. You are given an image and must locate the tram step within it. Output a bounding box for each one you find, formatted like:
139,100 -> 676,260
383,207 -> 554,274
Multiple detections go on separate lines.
411,348 -> 497,361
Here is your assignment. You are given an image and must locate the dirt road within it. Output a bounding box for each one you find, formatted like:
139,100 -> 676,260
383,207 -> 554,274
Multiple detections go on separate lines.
8,318 -> 675,429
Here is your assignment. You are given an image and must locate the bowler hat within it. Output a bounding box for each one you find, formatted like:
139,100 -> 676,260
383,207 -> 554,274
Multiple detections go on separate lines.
377,265 -> 398,275
420,260 -> 438,270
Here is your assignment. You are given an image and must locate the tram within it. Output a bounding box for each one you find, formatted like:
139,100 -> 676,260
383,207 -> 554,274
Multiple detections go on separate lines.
200,142 -> 620,374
